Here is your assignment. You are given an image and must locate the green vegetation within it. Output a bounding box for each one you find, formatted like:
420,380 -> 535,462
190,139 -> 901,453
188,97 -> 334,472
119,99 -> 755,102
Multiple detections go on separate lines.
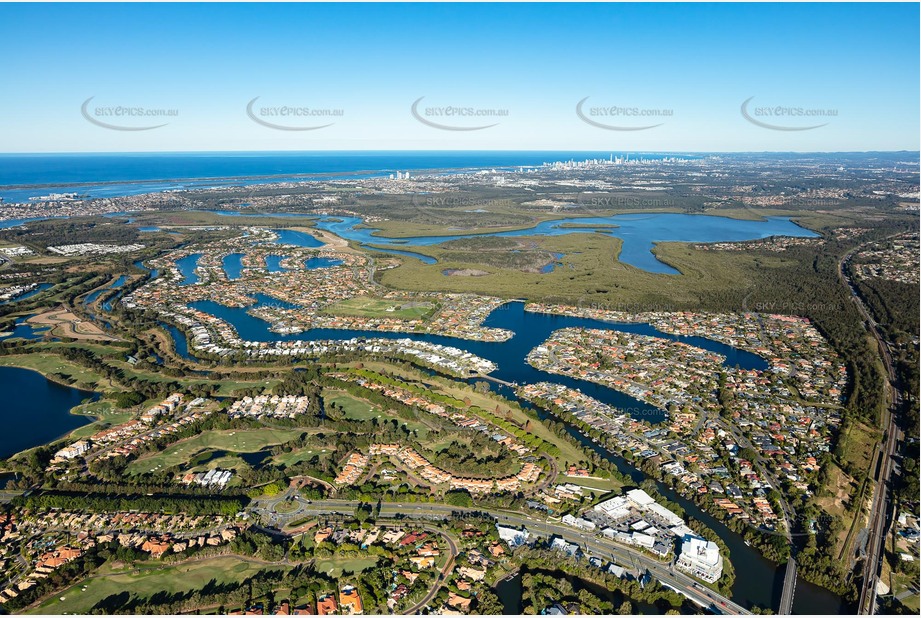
322,297 -> 436,320
14,490 -> 247,516
126,428 -> 306,476
29,556 -> 283,616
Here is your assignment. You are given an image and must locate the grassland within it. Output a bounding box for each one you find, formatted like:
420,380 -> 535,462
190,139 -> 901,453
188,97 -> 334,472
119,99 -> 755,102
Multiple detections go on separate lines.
377,232 -> 809,311
270,446 -> 323,468
125,428 -> 305,476
358,361 -> 592,471
0,353 -> 113,390
66,406 -> 137,441
322,297 -> 436,320
323,389 -> 434,439
325,391 -> 381,420
558,474 -> 621,492
28,556 -> 290,615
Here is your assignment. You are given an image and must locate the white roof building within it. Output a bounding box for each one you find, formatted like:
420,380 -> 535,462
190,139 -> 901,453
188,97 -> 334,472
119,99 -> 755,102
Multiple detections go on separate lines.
562,514 -> 596,531
626,488 -> 656,508
676,534 -> 723,583
496,524 -> 530,547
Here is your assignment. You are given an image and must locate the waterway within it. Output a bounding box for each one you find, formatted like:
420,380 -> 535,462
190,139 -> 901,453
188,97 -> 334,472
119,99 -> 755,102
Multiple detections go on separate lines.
565,418 -> 852,614
0,282 -> 53,305
305,257 -> 344,270
272,229 -> 324,248
194,210 -> 815,273
0,316 -> 49,340
309,214 -> 818,275
223,253 -> 245,280
161,294 -> 846,612
176,253 -> 203,286
181,300 -> 766,425
265,255 -> 288,273
0,366 -> 100,459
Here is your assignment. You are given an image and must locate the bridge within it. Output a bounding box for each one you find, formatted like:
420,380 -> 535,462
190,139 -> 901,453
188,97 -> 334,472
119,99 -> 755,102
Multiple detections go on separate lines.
474,373 -> 517,387
778,558 -> 797,615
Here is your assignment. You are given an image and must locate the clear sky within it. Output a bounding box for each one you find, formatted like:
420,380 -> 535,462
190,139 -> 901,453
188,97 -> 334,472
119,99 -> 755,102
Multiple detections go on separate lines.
0,2 -> 918,153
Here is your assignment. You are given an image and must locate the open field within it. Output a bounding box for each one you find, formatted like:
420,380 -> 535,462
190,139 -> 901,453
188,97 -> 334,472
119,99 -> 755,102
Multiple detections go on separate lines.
322,297 -> 436,320
27,556 -> 290,615
0,353 -> 112,390
325,391 -> 381,420
558,474 -> 621,492
270,446 -> 323,468
323,389 -> 433,438
126,428 -> 305,475
837,420 -> 879,475
377,233 -> 800,309
66,409 -> 137,441
816,462 -> 861,558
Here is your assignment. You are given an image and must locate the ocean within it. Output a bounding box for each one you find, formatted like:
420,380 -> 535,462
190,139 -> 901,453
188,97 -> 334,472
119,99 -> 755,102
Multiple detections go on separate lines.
0,151 -> 687,202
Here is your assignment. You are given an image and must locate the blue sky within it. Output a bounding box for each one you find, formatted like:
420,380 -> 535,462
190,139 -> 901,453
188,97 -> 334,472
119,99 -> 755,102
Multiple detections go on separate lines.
0,2 -> 917,152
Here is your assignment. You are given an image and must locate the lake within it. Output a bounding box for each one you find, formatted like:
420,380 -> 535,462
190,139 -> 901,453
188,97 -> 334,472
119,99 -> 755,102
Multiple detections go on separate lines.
310,213 -> 818,274
0,366 -> 99,459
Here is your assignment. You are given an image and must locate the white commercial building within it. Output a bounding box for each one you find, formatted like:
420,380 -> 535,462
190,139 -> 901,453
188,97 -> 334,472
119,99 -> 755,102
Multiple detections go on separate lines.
496,524 -> 530,547
562,514 -> 596,531
676,534 -> 723,583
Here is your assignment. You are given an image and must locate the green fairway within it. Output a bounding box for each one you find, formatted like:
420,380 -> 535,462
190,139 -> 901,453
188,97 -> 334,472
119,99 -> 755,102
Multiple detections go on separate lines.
314,556 -> 379,578
322,297 -> 436,320
125,428 -> 305,475
324,389 -> 432,438
28,556 -> 290,615
325,392 -> 381,420
66,410 -> 137,440
0,353 -> 109,390
270,446 -> 322,468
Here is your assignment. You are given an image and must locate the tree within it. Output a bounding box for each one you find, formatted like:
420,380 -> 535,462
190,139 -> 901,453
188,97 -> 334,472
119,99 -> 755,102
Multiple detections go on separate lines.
354,503 -> 372,523
444,489 -> 473,507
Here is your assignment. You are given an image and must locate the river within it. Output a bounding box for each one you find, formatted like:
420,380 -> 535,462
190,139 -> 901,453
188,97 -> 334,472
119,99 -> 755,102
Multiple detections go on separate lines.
161,292 -> 848,612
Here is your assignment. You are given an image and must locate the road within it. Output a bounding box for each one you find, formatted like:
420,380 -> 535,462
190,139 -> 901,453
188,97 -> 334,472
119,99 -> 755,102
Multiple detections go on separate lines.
840,244 -> 904,616
255,496 -> 752,615
718,419 -> 798,614
401,525 -> 459,615
778,558 -> 797,615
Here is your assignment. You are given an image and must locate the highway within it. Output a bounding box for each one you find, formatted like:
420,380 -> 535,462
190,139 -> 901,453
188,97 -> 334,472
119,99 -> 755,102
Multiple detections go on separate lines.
839,244 -> 904,615
254,496 -> 752,615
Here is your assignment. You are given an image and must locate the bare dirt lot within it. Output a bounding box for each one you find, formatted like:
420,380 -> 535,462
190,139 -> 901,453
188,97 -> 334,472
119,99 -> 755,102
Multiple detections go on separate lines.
29,308 -> 120,342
